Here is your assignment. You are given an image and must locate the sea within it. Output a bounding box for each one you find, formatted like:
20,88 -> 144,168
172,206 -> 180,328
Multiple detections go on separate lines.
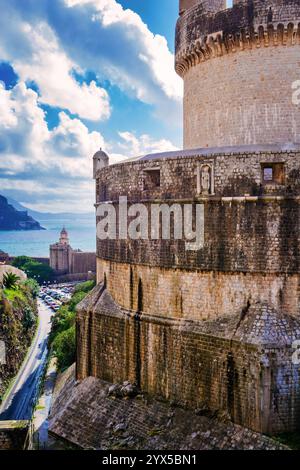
0,215 -> 96,258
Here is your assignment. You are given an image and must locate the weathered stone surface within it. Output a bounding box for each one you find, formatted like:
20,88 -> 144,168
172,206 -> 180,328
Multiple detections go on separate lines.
49,365 -> 288,450
175,0 -> 300,148
0,421 -> 31,450
50,1 -> 300,441
76,287 -> 300,434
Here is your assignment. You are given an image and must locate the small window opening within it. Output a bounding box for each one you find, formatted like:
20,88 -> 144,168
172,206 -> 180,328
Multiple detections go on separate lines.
263,167 -> 273,182
143,168 -> 161,190
261,163 -> 285,185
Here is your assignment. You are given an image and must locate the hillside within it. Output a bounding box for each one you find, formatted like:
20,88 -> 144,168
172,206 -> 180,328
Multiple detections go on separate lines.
0,195 -> 45,231
5,196 -> 94,223
0,278 -> 38,401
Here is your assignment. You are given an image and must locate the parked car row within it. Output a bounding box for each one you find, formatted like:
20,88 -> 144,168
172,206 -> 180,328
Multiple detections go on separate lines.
39,283 -> 75,312
39,293 -> 61,312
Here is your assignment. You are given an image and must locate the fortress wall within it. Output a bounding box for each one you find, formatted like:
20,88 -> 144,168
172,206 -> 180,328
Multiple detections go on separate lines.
97,151 -> 300,202
97,199 -> 300,274
77,287 -> 300,433
183,46 -> 300,148
97,259 -> 300,320
70,252 -> 96,275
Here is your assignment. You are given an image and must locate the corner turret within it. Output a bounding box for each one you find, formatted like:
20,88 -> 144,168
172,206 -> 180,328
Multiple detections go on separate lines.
93,149 -> 109,179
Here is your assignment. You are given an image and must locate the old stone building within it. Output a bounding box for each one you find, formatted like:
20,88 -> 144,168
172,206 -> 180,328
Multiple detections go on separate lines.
50,228 -> 96,280
52,0 -> 300,440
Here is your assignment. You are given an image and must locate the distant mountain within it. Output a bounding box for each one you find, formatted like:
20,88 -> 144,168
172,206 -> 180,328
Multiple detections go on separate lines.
5,196 -> 94,222
0,195 -> 45,231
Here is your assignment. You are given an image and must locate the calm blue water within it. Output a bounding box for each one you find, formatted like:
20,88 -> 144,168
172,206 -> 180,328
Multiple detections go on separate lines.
0,216 -> 96,257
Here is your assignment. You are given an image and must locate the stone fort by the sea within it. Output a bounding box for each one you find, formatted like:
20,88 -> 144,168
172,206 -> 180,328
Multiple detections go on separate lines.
50,0 -> 300,443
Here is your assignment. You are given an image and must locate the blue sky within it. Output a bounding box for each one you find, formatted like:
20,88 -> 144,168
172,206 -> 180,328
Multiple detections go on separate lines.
0,0 -> 231,212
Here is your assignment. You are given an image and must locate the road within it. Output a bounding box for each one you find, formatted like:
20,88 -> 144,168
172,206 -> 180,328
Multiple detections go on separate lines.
0,301 -> 53,421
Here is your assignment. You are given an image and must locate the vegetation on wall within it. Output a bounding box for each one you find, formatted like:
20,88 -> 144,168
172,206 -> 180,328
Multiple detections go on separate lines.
0,278 -> 39,401
50,280 -> 95,371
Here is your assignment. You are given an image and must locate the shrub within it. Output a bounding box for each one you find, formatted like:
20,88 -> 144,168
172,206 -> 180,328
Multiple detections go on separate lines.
24,279 -> 40,298
74,280 -> 96,294
52,325 -> 76,371
22,306 -> 36,330
2,272 -> 20,290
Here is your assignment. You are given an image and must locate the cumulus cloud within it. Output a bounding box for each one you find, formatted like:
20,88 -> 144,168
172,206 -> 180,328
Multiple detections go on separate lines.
0,81 -> 178,211
113,131 -> 178,160
0,0 -> 181,211
0,82 -> 103,177
0,0 -> 182,122
64,0 -> 182,102
0,18 -> 110,121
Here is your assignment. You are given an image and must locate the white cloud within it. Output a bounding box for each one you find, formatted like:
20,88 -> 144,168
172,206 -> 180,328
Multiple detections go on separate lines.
0,81 -> 178,211
114,131 -> 178,160
0,82 -> 103,179
11,22 -> 110,121
0,0 -> 182,123
65,0 -> 182,102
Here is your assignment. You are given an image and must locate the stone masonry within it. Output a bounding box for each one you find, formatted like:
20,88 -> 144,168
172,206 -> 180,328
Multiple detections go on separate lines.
176,0 -> 300,148
49,365 -> 288,450
50,227 -> 96,279
50,0 -> 300,442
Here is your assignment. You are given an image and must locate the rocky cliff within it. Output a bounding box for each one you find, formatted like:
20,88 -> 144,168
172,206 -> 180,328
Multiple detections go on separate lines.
0,195 -> 44,231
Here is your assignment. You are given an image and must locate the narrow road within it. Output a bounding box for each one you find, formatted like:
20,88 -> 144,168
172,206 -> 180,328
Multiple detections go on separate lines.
0,301 -> 53,421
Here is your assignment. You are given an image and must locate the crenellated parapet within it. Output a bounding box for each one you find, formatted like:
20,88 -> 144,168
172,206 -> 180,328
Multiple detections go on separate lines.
176,21 -> 300,76
176,0 -> 300,76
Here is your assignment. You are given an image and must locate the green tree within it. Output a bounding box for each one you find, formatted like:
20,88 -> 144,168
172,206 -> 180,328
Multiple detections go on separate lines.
49,280 -> 96,371
22,261 -> 54,283
11,256 -> 32,269
74,280 -> 95,294
52,325 -> 76,371
12,256 -> 54,284
24,279 -> 40,298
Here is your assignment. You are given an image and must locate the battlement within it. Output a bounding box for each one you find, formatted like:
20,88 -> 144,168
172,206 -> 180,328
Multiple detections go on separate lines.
176,0 -> 300,149
176,0 -> 300,74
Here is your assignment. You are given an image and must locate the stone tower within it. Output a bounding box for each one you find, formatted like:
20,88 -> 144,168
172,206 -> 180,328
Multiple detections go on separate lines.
59,227 -> 69,245
75,0 -> 300,435
50,227 -> 72,274
176,0 -> 300,148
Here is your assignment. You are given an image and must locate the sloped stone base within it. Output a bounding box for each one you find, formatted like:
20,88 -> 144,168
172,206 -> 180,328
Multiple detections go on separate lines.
49,365 -> 287,450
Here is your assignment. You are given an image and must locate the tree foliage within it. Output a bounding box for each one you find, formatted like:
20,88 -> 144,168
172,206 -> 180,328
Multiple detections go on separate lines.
12,256 -> 54,284
50,281 -> 95,371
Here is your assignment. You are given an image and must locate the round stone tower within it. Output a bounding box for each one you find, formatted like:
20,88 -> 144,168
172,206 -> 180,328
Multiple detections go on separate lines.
176,0 -> 300,149
75,0 -> 300,436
